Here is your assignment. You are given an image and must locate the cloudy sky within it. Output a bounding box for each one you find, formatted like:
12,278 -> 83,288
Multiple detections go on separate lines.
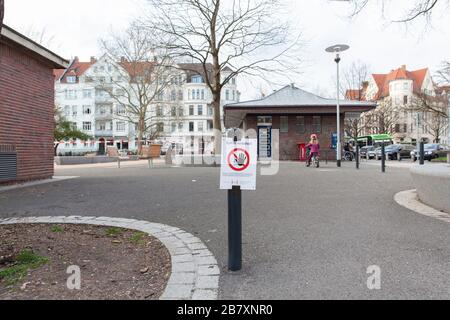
4,0 -> 450,99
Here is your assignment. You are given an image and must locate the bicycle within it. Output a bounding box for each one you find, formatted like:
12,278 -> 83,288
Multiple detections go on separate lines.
306,153 -> 320,168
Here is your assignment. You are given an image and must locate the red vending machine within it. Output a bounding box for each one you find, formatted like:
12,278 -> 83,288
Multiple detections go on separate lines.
297,143 -> 307,162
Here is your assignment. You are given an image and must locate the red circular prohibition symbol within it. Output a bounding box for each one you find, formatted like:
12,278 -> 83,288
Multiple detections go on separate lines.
227,148 -> 250,171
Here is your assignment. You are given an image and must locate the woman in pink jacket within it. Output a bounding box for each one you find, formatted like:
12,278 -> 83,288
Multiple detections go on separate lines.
306,134 -> 320,167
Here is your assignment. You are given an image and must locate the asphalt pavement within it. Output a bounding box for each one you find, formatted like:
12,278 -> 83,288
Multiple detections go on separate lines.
0,161 -> 448,299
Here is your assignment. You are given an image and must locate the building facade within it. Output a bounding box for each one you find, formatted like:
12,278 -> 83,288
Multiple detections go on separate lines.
347,65 -> 448,145
54,55 -> 239,155
0,25 -> 68,183
224,85 -> 376,161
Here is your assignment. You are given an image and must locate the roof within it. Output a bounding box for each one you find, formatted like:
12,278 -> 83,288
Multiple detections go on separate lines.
225,85 -> 376,108
345,89 -> 366,101
1,25 -> 68,69
371,66 -> 428,99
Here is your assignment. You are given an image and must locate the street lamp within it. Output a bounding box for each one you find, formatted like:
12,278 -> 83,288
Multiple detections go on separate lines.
326,44 -> 350,167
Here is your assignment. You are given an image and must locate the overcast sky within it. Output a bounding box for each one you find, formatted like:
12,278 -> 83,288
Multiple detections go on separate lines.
4,0 -> 450,99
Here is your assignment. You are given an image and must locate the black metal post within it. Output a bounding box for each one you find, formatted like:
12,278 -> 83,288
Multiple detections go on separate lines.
356,144 -> 360,170
419,141 -> 425,165
381,142 -> 386,173
228,186 -> 242,271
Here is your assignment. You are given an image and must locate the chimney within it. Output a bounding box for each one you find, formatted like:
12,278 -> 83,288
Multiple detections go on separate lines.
401,64 -> 406,70
90,56 -> 97,64
73,56 -> 79,63
291,83 -> 295,89
120,56 -> 126,63
362,81 -> 369,90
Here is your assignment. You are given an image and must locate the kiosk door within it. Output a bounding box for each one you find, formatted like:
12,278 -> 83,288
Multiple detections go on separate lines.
258,126 -> 272,159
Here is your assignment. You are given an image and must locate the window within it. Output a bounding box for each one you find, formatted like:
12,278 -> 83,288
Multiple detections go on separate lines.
189,105 -> 195,116
208,106 -> 213,116
257,116 -> 272,125
82,89 -> 92,98
72,106 -> 78,116
171,122 -> 177,133
178,122 -> 184,132
196,89 -> 200,100
280,116 -> 289,133
157,91 -> 164,101
191,75 -> 203,83
189,122 -> 194,132
198,105 -> 203,116
178,106 -> 184,117
98,122 -> 106,131
67,76 -> 77,83
232,90 -> 235,101
156,105 -> 164,117
64,105 -> 70,116
188,89 -> 191,100
225,90 -> 230,101
232,78 -> 236,85
171,106 -> 177,117
71,122 -> 77,130
83,122 -> 92,131
198,122 -> 204,132
171,90 -> 177,101
65,90 -> 77,99
116,122 -> 125,132
207,120 -> 213,131
178,90 -> 183,100
116,105 -> 126,115
201,90 -> 205,100
156,122 -> 164,132
403,95 -> 408,104
312,116 -> 322,133
83,105 -> 91,115
296,116 -> 305,134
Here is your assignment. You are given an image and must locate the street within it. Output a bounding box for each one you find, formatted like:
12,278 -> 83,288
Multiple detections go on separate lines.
0,162 -> 449,299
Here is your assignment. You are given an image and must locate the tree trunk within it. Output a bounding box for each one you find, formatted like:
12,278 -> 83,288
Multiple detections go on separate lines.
54,143 -> 59,156
137,118 -> 145,156
211,93 -> 222,156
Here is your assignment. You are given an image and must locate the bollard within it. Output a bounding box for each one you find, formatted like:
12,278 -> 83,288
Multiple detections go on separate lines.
381,142 -> 386,173
419,142 -> 425,165
228,185 -> 242,271
356,145 -> 360,169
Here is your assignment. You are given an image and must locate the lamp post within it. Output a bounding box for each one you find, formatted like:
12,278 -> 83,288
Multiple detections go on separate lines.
326,44 -> 350,167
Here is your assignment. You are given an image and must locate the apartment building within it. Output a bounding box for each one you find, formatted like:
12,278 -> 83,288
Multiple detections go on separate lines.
347,65 -> 448,145
54,55 -> 239,155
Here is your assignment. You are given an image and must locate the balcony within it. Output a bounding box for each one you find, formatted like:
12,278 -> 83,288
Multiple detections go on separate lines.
95,112 -> 113,121
95,130 -> 113,137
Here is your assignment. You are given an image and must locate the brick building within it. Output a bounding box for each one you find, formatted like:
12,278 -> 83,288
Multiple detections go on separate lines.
0,25 -> 68,183
224,84 -> 376,160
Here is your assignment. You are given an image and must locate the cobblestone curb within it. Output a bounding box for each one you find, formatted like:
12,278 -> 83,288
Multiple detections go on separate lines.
394,189 -> 450,223
0,216 -> 219,300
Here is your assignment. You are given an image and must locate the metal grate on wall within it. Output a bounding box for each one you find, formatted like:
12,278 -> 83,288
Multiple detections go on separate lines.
0,144 -> 17,182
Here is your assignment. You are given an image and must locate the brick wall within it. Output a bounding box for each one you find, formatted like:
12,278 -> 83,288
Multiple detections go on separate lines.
0,40 -> 55,183
245,114 -> 345,161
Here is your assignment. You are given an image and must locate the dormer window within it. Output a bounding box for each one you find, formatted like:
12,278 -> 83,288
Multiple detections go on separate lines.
191,75 -> 204,83
67,76 -> 77,83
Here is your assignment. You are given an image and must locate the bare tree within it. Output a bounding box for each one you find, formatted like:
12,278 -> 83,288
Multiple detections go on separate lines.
143,0 -> 302,153
364,98 -> 400,135
436,61 -> 450,84
348,0 -> 448,22
99,23 -> 176,155
409,92 -> 448,143
342,61 -> 370,139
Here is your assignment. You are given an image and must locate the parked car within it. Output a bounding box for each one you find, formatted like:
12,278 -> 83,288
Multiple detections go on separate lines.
360,146 -> 376,159
411,144 -> 449,161
385,144 -> 415,160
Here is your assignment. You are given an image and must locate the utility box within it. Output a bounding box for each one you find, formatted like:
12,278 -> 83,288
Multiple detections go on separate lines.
0,145 -> 17,182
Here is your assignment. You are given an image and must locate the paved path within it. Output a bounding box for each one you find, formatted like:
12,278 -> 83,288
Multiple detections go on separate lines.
0,162 -> 448,299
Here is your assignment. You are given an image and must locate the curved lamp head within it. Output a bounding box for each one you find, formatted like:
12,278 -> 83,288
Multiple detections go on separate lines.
325,44 -> 350,53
